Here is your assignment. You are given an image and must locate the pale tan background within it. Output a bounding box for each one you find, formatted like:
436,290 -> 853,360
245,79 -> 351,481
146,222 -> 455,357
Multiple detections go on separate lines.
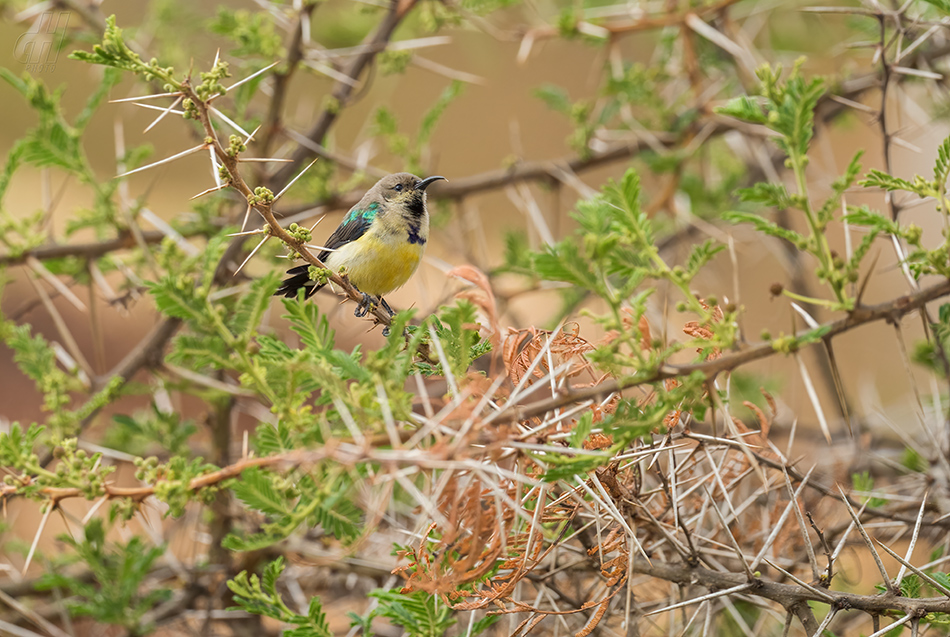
1,0 -> 946,595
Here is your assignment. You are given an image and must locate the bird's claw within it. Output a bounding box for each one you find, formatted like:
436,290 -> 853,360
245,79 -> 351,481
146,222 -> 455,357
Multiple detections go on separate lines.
354,292 -> 376,318
379,298 -> 397,337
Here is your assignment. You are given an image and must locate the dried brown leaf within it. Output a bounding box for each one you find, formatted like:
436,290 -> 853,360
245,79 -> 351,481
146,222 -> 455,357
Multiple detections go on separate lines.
449,264 -> 501,348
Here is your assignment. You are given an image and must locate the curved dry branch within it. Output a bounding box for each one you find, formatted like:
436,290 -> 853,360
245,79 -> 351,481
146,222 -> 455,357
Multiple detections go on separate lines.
0,230 -> 174,267
636,559 -> 950,625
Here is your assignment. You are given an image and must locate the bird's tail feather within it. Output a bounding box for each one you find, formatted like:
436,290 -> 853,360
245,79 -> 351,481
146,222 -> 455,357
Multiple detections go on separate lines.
275,264 -> 325,299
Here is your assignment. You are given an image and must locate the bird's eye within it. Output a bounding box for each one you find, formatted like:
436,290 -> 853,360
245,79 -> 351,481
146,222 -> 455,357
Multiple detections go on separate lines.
393,184 -> 403,192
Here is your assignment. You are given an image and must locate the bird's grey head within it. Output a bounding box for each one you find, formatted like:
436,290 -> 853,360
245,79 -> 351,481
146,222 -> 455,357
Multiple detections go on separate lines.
371,172 -> 446,216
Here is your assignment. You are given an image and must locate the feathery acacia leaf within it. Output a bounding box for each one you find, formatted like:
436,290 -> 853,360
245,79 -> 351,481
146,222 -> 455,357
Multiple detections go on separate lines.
232,467 -> 290,517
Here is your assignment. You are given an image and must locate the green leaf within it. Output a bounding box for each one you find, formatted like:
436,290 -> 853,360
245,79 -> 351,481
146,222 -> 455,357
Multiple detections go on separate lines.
0,69 -> 86,179
0,423 -> 45,471
602,168 -> 643,230
533,242 -> 599,289
282,297 -> 335,353
312,488 -> 361,540
424,302 -> 491,380
169,333 -> 231,370
817,150 -> 864,224
35,519 -> 171,634
368,590 -> 456,637
851,471 -> 887,507
2,322 -> 74,417
199,231 -> 231,290
148,277 -> 208,323
842,205 -> 902,235
860,169 -> 917,193
534,84 -> 572,114
930,571 -> 950,591
920,0 -> 950,15
898,574 -> 922,598
736,182 -> 793,209
936,136 -> 950,186
714,95 -> 767,124
254,421 -> 295,456
76,68 -> 123,132
419,80 -> 464,144
540,451 -> 611,483
846,227 -> 880,276
500,231 -> 533,272
209,8 -> 284,58
778,75 -> 824,158
569,412 -> 593,448
795,325 -> 831,347
469,614 -> 502,636
228,558 -> 333,637
232,271 -> 280,341
232,467 -> 290,517
723,211 -> 806,246
685,239 -> 725,279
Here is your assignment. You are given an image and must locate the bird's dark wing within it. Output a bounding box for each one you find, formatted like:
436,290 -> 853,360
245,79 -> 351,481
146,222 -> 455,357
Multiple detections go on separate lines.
318,202 -> 378,260
275,263 -> 317,298
274,203 -> 379,299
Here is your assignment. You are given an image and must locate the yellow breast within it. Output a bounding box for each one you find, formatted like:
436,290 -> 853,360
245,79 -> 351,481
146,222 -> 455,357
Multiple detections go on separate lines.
325,235 -> 424,297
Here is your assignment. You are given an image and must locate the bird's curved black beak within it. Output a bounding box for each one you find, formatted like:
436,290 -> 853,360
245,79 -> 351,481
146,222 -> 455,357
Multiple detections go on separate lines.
416,175 -> 446,191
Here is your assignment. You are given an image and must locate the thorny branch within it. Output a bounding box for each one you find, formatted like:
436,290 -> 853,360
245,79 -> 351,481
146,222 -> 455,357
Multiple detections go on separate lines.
178,78 -> 397,329
495,277 -> 950,426
6,1 -> 950,636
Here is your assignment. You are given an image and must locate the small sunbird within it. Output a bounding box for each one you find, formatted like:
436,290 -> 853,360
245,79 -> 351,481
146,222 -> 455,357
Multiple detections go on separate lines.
275,172 -> 446,319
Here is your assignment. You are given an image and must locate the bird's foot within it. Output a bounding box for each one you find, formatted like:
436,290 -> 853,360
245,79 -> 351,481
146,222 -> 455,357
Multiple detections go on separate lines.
379,298 -> 398,337
354,292 -> 377,318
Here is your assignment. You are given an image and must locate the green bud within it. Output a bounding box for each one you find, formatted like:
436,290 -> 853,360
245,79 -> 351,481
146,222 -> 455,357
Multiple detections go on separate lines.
905,224 -> 922,244
322,95 -> 340,114
308,265 -> 331,285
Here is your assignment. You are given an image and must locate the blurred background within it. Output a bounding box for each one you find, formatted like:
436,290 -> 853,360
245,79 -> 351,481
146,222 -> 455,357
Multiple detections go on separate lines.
3,0 -> 950,633
2,0 -> 946,446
